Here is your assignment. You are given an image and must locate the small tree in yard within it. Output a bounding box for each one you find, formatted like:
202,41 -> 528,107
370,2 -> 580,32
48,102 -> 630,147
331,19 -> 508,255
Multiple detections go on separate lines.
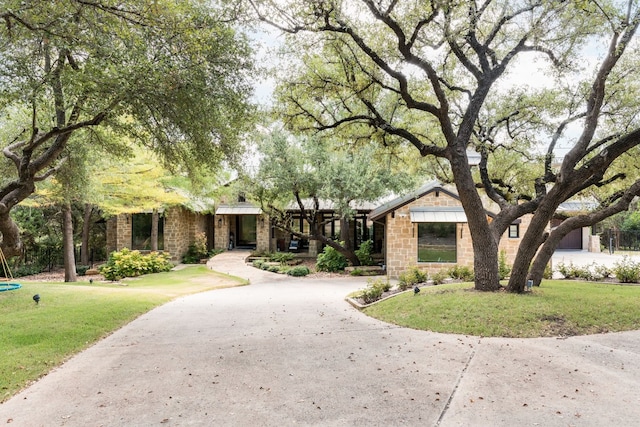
251,0 -> 640,292
246,127 -> 414,266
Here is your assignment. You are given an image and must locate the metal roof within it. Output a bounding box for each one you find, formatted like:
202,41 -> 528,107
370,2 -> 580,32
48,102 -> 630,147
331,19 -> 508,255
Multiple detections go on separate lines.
215,204 -> 262,215
409,207 -> 468,223
368,181 -> 459,221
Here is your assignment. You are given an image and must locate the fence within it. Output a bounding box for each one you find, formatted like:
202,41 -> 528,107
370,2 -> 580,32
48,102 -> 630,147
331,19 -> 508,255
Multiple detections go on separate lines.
20,245 -> 106,272
599,229 -> 640,253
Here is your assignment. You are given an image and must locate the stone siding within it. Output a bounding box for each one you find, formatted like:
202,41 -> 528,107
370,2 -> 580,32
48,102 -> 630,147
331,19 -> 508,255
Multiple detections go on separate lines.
384,191 -> 530,279
106,214 -> 132,255
164,207 -> 209,261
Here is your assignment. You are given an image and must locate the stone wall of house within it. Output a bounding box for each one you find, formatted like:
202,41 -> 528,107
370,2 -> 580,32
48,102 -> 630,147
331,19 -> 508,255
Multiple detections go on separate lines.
256,214 -> 270,253
385,192 -> 474,279
164,207 -> 208,261
106,214 -> 132,255
384,192 -> 534,279
497,214 -> 534,262
214,214 -> 229,250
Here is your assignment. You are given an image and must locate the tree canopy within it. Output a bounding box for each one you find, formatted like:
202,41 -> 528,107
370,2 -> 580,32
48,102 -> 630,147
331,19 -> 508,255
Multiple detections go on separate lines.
250,0 -> 640,292
0,0 -> 255,257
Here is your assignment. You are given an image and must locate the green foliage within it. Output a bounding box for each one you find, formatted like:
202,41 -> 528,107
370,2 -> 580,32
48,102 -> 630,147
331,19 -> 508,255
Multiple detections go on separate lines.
358,278 -> 391,304
286,266 -> 310,276
431,270 -> 449,285
398,266 -> 427,291
355,240 -> 374,266
612,257 -> 640,283
12,263 -> 43,278
447,265 -> 475,282
99,248 -> 172,281
498,250 -> 512,280
76,265 -> 90,276
316,245 -> 348,272
182,232 -> 210,264
271,252 -> 296,264
621,211 -> 640,231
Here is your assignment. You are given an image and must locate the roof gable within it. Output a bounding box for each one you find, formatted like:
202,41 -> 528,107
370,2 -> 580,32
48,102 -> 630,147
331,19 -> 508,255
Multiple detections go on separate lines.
369,181 -> 460,221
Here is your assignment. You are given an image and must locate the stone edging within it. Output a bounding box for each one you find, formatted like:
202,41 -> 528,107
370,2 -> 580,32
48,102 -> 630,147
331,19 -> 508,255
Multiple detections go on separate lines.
345,287 -> 417,310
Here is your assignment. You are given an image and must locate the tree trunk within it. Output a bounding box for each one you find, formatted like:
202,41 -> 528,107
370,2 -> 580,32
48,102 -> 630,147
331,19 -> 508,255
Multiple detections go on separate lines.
506,202 -> 557,292
470,230 -> 501,291
340,217 -> 352,252
63,202 -> 77,282
151,209 -> 159,251
0,212 -> 23,259
528,236 -> 556,286
451,152 -> 501,291
81,203 -> 92,266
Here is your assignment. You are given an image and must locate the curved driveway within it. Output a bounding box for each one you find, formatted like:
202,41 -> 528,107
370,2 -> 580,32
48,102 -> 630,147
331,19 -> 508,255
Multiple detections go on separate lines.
2,251 -> 640,426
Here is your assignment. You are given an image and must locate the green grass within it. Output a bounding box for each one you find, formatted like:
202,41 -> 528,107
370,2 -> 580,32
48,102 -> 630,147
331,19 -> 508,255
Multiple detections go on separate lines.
0,266 -> 246,402
364,280 -> 640,338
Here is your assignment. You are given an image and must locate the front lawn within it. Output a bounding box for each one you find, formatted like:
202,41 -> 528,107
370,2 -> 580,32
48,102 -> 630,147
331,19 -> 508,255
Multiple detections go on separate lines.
0,266 -> 246,403
363,280 -> 640,338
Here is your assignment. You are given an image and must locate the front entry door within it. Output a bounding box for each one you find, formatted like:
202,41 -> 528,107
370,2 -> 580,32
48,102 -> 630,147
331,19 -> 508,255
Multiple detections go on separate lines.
236,215 -> 257,248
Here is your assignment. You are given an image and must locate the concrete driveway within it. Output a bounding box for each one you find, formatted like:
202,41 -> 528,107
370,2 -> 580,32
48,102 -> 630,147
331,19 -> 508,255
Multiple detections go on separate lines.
2,250 -> 640,426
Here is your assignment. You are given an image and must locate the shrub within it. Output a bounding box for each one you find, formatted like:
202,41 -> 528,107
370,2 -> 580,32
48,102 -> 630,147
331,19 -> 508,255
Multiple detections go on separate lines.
12,263 -> 42,278
448,265 -> 474,281
612,256 -> 640,283
99,248 -> 172,281
498,250 -> 511,280
252,259 -> 265,269
268,265 -> 281,273
350,268 -> 364,276
593,263 -> 613,280
555,261 -> 584,279
355,240 -> 374,266
398,266 -> 427,291
271,252 -> 295,264
358,278 -> 390,304
76,265 -> 90,276
316,245 -> 348,272
182,232 -> 210,264
287,266 -> 310,277
431,270 -> 448,285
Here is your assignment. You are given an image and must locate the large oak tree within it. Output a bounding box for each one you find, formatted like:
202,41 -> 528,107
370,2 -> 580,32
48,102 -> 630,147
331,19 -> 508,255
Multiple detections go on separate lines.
0,0 -> 254,258
250,0 -> 640,292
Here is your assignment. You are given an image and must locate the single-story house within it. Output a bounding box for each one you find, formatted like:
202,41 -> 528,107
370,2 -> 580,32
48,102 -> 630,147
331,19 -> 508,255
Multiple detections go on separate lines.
106,207 -> 215,262
213,197 -> 381,257
106,182 -> 599,271
368,181 -> 530,278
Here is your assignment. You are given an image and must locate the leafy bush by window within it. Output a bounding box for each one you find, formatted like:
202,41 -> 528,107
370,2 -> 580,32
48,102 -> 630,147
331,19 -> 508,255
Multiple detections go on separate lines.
182,232 -> 210,264
99,248 -> 172,281
355,240 -> 374,266
447,265 -> 474,281
398,266 -> 427,291
316,244 -> 348,272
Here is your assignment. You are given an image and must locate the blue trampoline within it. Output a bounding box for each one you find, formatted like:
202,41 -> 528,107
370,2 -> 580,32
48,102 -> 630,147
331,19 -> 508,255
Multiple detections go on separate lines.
0,283 -> 21,292
0,248 -> 20,291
